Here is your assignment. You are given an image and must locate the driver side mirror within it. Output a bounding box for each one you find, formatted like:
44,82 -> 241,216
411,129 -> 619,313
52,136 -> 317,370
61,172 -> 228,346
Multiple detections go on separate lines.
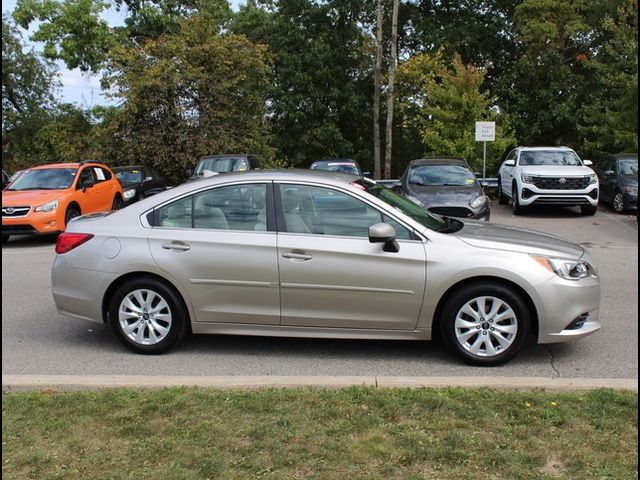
504,159 -> 516,167
604,170 -> 616,177
369,223 -> 399,253
185,168 -> 193,178
583,159 -> 593,166
144,176 -> 153,182
78,179 -> 95,191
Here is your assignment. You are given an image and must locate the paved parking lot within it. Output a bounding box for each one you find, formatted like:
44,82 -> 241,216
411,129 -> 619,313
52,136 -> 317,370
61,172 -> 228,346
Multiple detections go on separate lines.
2,202 -> 637,380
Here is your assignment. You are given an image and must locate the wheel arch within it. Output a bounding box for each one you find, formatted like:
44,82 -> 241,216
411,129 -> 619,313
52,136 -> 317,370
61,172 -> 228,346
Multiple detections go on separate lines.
66,201 -> 81,215
431,275 -> 539,339
101,271 -> 192,332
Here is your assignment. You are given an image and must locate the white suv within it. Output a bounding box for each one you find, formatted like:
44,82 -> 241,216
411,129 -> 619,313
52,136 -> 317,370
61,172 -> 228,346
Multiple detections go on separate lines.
497,146 -> 599,215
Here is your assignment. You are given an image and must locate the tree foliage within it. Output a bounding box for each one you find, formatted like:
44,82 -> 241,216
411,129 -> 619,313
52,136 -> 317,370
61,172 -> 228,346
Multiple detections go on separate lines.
397,51 -> 516,175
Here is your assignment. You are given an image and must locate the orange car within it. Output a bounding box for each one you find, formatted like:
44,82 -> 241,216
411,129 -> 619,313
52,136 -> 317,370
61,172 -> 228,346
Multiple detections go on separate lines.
2,161 -> 124,242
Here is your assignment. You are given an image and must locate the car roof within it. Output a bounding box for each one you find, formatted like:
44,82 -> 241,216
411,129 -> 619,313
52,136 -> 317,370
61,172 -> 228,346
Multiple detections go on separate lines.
113,165 -> 145,170
312,158 -> 359,164
610,153 -> 638,160
29,162 -> 109,170
200,154 -> 252,159
517,146 -> 575,151
408,157 -> 468,166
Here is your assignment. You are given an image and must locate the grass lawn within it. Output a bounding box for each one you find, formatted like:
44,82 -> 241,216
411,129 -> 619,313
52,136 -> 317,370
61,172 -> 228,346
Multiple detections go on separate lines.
2,387 -> 637,479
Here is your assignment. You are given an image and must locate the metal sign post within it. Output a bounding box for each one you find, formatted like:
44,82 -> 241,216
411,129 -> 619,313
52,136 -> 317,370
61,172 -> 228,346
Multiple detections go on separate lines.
475,121 -> 495,180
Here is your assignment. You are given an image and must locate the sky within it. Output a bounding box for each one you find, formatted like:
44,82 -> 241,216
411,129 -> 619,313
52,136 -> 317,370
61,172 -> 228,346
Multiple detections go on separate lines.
3,0 -> 244,108
3,0 -> 126,107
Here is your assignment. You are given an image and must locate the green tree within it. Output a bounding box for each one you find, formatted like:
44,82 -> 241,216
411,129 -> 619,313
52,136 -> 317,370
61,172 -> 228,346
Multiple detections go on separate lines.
100,13 -> 273,183
233,0 -> 375,169
579,0 -> 638,157
396,51 -> 516,176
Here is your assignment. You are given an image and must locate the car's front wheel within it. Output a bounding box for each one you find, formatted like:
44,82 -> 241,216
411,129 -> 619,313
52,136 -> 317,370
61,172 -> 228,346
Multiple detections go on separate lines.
440,283 -> 530,366
498,176 -> 509,205
612,191 -> 625,213
109,277 -> 188,354
512,184 -> 525,215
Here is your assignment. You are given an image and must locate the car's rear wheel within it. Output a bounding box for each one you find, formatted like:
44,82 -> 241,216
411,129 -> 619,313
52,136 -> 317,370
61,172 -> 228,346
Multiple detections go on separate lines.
440,283 -> 530,366
512,185 -> 524,215
65,206 -> 80,228
112,196 -> 124,210
109,277 -> 188,354
498,176 -> 509,205
612,192 -> 625,213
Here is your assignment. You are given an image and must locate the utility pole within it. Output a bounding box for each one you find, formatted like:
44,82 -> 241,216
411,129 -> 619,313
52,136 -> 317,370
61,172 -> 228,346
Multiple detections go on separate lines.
373,0 -> 383,179
383,0 -> 399,179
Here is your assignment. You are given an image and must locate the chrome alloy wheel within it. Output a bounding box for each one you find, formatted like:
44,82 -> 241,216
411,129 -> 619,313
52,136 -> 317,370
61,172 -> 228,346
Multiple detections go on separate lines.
613,192 -> 625,213
454,296 -> 518,357
118,289 -> 172,345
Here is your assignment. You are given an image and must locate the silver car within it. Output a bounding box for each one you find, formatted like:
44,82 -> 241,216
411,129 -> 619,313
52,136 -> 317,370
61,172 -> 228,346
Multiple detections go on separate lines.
51,170 -> 601,365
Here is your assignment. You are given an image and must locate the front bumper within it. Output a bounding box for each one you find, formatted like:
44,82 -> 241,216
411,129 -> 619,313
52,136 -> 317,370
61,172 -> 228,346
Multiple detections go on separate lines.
519,183 -> 599,207
2,209 -> 63,235
529,273 -> 601,344
623,191 -> 637,210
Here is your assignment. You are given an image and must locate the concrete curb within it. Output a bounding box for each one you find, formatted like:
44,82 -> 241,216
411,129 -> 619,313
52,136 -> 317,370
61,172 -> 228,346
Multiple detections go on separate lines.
2,375 -> 637,392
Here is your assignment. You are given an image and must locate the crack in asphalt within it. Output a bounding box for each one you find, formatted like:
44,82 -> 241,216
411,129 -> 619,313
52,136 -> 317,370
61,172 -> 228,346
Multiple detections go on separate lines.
547,348 -> 561,378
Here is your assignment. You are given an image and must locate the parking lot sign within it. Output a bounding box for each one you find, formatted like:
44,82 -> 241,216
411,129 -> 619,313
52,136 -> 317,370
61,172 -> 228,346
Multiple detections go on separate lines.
475,121 -> 495,141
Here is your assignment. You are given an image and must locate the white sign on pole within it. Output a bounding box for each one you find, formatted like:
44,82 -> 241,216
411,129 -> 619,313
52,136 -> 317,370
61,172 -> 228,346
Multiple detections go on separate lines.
475,121 -> 495,142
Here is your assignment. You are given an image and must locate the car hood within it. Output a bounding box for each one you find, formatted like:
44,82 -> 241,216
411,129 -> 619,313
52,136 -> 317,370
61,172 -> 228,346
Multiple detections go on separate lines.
1,189 -> 64,206
518,165 -> 594,176
407,184 -> 481,206
453,221 -> 584,258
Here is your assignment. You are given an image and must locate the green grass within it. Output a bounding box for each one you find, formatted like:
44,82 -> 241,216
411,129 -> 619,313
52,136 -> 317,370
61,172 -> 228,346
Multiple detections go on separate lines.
2,387 -> 637,479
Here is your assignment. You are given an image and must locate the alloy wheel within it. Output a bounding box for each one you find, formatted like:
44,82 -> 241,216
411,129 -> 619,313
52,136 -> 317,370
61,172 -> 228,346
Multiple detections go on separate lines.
454,296 -> 518,358
613,193 -> 625,213
118,289 -> 173,346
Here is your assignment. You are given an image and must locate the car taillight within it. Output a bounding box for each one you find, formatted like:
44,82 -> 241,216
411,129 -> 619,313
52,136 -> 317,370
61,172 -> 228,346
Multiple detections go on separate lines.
55,233 -> 94,254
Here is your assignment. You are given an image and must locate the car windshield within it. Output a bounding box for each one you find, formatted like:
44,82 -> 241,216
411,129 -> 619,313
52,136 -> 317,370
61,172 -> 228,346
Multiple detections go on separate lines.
311,162 -> 361,175
519,150 -> 582,166
195,157 -> 249,175
355,179 -> 454,233
115,168 -> 143,183
6,168 -> 78,191
408,164 -> 476,186
619,159 -> 638,176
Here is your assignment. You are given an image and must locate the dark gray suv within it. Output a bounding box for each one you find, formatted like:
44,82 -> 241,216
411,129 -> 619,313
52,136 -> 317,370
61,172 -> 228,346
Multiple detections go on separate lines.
594,153 -> 638,213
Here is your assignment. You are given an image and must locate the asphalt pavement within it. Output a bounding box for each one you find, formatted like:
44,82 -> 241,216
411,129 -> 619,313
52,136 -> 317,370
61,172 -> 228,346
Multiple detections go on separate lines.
2,202 -> 638,385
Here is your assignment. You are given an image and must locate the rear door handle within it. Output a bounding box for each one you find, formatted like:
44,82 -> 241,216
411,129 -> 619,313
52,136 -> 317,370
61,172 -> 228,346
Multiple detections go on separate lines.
162,242 -> 191,252
282,252 -> 313,261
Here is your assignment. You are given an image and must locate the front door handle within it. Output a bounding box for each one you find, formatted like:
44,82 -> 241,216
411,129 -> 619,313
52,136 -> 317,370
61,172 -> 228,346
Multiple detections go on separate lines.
162,242 -> 191,252
282,252 -> 313,261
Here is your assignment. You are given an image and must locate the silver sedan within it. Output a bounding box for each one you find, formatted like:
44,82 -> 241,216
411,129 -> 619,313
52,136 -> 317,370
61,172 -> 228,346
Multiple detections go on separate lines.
51,170 -> 601,365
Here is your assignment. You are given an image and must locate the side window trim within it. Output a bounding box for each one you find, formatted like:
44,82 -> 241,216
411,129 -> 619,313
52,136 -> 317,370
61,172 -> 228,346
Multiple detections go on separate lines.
274,182 -> 419,241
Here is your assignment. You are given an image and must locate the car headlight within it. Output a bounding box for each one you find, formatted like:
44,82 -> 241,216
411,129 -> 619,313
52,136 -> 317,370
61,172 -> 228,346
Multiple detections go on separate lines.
469,195 -> 487,209
35,199 -> 59,212
532,255 -> 597,280
406,195 -> 425,207
123,188 -> 137,201
624,185 -> 637,195
521,174 -> 536,184
588,174 -> 598,185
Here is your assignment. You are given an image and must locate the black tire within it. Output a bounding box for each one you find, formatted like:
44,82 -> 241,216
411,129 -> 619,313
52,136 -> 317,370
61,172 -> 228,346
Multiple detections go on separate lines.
65,206 -> 80,228
581,204 -> 598,216
439,282 -> 531,366
512,184 -> 524,215
112,196 -> 124,210
498,176 -> 509,205
612,191 -> 625,214
109,277 -> 188,354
